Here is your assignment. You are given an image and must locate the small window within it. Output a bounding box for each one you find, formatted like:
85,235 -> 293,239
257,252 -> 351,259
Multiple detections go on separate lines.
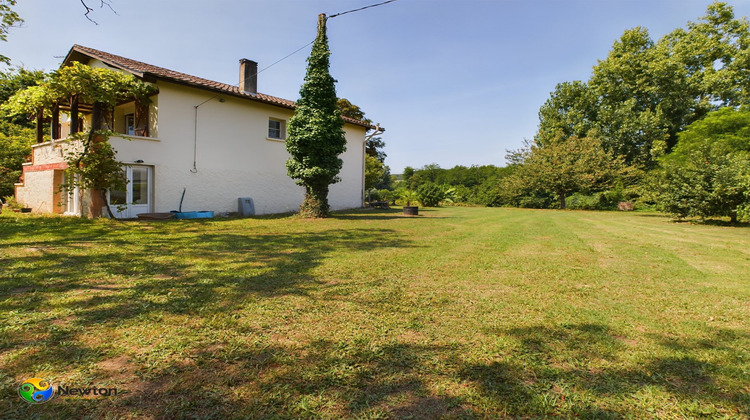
268,119 -> 284,139
125,114 -> 135,135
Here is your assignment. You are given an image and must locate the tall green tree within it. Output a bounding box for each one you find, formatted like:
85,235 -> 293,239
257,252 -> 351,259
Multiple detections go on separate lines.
0,68 -> 45,197
653,108 -> 750,223
537,2 -> 750,170
503,137 -> 625,209
588,27 -> 674,167
0,125 -> 32,197
286,14 -> 347,218
336,98 -> 370,124
0,0 -> 22,65
364,155 -> 385,191
536,81 -> 599,146
337,97 -> 387,163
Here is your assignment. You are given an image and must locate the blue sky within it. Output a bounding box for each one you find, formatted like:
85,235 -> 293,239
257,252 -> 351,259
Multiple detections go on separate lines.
4,0 -> 750,173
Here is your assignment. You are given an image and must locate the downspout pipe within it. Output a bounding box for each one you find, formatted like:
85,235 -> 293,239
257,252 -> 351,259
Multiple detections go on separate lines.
191,95 -> 222,173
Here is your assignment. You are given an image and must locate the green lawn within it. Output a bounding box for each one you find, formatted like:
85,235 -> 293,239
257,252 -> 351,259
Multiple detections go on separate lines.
1,207 -> 749,419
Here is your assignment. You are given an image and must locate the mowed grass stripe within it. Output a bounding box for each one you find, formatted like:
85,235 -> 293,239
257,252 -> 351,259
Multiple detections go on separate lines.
1,207 -> 749,418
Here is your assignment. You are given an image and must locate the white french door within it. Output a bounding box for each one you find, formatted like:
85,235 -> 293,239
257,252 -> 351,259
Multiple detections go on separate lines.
109,166 -> 153,218
62,172 -> 80,215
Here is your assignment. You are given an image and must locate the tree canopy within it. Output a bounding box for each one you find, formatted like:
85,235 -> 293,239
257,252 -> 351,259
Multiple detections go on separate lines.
0,0 -> 22,64
536,2 -> 750,170
507,2 -> 750,220
653,107 -> 750,222
503,136 -> 625,209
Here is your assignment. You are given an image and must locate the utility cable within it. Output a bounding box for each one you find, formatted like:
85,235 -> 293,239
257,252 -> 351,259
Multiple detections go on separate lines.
256,41 -> 315,78
191,1 -> 397,173
328,0 -> 399,18
228,0 -> 400,87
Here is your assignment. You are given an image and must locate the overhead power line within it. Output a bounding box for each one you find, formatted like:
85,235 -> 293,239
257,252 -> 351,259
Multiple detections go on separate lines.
227,0 -> 400,88
254,40 -> 315,79
328,0 -> 399,19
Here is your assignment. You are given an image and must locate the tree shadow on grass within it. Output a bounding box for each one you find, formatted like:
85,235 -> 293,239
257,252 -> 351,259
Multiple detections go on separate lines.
698,219 -> 750,228
0,218 -> 419,415
332,208 -> 453,220
4,339 -> 472,419
461,323 -> 750,418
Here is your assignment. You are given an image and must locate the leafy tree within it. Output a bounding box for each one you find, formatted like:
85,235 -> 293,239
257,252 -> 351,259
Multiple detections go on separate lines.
536,2 -> 750,171
472,179 -> 505,207
0,126 -> 32,197
416,182 -> 444,207
668,2 -> 750,107
286,14 -> 347,218
588,27 -> 675,166
365,136 -> 387,162
374,163 -> 392,190
503,136 -> 625,209
364,155 -> 385,191
594,99 -> 670,168
0,68 -> 45,197
0,68 -> 45,129
654,107 -> 750,222
536,81 -> 599,146
336,98 -> 371,124
654,148 -> 749,223
666,107 -> 750,160
402,166 -> 414,183
0,0 -> 21,65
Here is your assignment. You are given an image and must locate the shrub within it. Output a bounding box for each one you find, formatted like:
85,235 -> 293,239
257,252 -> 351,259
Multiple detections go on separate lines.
518,193 -> 553,209
3,195 -> 21,210
565,191 -> 622,210
378,189 -> 395,204
474,180 -> 503,206
416,182 -> 444,207
655,150 -> 750,222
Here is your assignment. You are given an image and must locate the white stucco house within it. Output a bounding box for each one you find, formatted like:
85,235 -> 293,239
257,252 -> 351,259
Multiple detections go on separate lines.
15,45 -> 379,218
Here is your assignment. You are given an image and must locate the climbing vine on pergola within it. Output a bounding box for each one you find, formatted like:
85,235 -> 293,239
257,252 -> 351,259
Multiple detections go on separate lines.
3,62 -> 157,217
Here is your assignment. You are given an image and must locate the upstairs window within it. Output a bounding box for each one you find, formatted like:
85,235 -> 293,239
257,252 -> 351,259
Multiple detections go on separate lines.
268,118 -> 284,140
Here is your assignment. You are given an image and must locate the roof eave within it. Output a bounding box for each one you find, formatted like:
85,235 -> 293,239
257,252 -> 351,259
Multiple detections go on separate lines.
65,45 -> 146,77
64,45 -> 381,130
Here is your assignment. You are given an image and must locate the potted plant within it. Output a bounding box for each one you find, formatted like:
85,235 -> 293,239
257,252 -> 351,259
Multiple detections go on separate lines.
3,196 -> 24,213
400,189 -> 419,216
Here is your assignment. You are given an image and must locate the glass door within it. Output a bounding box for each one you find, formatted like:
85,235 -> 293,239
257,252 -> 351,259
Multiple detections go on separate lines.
109,166 -> 153,218
62,172 -> 79,215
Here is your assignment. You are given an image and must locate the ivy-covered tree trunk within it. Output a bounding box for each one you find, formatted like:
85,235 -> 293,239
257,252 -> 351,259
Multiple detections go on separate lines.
285,14 -> 346,218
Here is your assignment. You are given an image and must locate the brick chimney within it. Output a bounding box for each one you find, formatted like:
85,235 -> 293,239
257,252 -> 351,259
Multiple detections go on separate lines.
239,59 -> 258,94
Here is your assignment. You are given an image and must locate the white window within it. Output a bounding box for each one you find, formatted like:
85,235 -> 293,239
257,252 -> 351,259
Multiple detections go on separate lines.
268,118 -> 284,140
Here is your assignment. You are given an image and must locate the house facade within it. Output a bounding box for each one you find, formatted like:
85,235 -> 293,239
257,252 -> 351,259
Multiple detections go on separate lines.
15,45 -> 377,217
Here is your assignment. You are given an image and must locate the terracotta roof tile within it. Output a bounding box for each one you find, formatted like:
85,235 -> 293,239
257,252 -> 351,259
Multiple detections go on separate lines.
67,45 -> 374,129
